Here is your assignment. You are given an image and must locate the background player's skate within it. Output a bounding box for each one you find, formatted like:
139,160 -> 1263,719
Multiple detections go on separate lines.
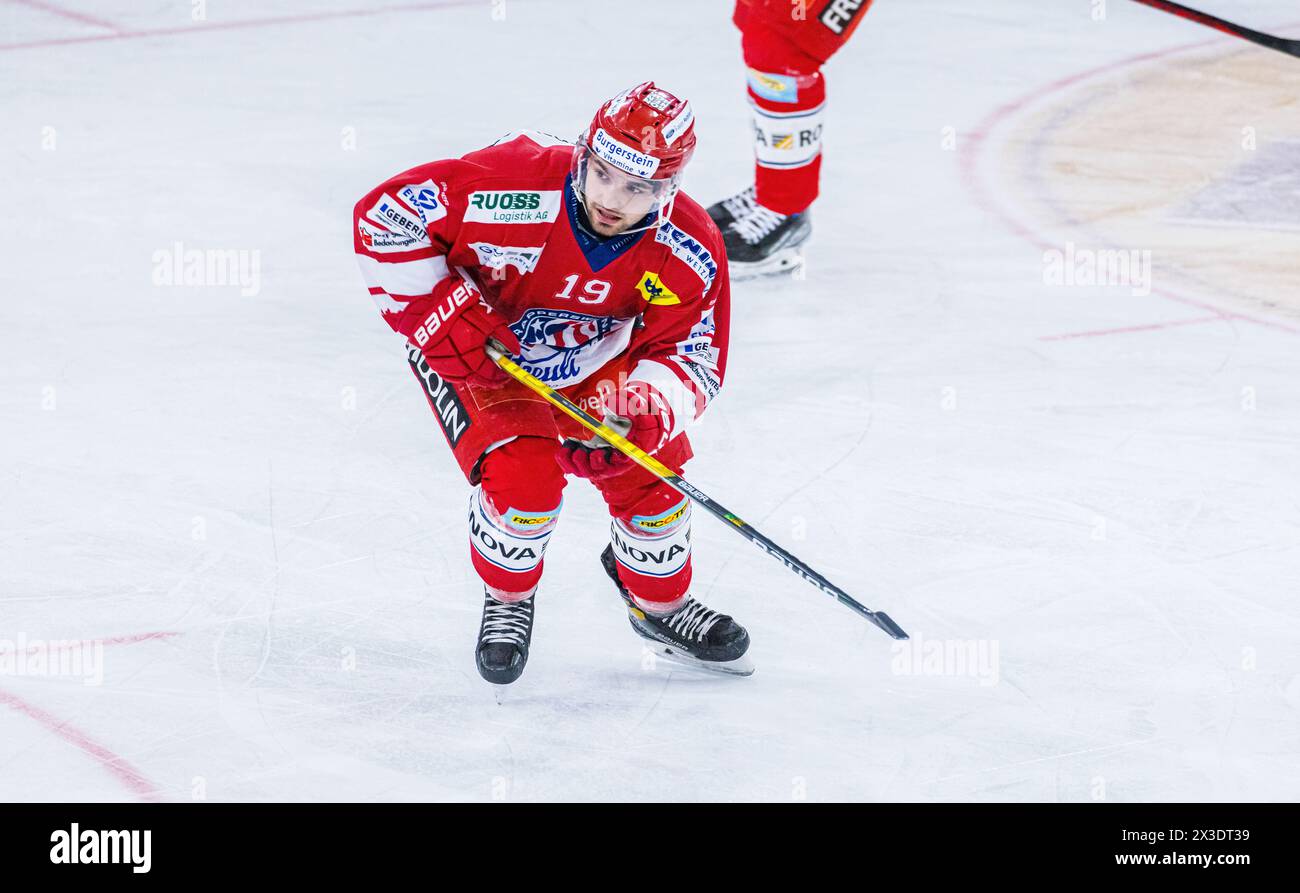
710,185 -> 812,280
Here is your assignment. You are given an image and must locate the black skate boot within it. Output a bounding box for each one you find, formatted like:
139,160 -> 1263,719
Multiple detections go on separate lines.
714,187 -> 811,281
475,588 -> 535,685
600,546 -> 753,676
706,184 -> 758,230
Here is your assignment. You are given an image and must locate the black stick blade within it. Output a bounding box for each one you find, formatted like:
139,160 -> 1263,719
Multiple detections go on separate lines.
870,611 -> 910,641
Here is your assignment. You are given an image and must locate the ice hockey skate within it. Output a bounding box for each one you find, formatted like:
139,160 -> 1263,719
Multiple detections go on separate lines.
600,545 -> 753,676
708,186 -> 811,281
707,183 -> 758,230
475,588 -> 536,685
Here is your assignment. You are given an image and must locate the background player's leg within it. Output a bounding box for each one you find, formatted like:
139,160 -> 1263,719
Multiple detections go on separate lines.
710,18 -> 824,278
744,22 -> 827,218
711,1 -> 873,279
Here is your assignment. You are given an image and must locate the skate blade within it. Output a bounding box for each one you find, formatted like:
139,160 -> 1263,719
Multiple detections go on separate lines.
646,644 -> 755,677
729,248 -> 805,282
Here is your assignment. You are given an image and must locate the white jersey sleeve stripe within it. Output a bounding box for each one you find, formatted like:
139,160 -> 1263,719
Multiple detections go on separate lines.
355,253 -> 451,298
368,288 -> 407,315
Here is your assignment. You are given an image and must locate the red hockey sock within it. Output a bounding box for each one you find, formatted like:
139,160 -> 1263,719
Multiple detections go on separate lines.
602,481 -> 693,612
741,16 -> 828,215
470,437 -> 565,598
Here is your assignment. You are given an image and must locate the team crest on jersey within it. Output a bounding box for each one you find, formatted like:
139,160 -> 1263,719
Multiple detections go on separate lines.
636,272 -> 680,306
470,242 -> 542,275
655,220 -> 717,292
509,308 -> 618,384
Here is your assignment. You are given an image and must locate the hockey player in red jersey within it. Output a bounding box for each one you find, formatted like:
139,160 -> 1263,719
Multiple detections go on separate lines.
353,83 -> 751,684
708,0 -> 874,279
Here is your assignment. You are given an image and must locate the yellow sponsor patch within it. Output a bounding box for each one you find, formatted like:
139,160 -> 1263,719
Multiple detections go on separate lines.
637,272 -> 680,306
636,504 -> 687,530
751,70 -> 789,95
510,514 -> 553,526
773,133 -> 795,150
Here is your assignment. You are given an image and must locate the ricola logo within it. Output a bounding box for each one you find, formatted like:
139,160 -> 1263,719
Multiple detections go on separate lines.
464,190 -> 561,224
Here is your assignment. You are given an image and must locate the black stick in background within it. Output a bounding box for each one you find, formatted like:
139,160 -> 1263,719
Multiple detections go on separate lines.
1129,0 -> 1300,59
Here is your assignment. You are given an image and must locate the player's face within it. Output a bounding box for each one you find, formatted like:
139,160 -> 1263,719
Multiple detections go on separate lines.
583,156 -> 664,236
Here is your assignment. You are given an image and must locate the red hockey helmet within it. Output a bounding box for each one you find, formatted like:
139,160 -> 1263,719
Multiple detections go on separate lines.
572,82 -> 697,233
581,81 -> 696,179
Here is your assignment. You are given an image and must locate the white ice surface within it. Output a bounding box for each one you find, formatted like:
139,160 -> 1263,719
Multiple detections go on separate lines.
2,0 -> 1299,802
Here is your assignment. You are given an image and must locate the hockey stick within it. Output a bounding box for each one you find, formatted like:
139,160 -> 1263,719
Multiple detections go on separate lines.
485,343 -> 909,641
1129,0 -> 1300,59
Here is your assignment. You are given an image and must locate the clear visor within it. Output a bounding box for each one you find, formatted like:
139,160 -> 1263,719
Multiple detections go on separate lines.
571,140 -> 680,235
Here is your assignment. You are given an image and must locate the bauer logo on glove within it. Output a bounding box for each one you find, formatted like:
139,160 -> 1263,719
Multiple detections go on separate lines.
403,274 -> 522,387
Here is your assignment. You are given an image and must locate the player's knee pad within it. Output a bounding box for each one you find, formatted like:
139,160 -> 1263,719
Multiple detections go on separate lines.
609,496 -> 692,612
469,437 -> 565,599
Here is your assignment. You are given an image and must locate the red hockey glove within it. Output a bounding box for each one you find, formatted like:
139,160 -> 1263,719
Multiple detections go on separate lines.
556,381 -> 674,480
404,276 -> 520,386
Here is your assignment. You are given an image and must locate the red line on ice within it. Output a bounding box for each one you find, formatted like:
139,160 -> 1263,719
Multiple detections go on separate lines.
0,631 -> 180,799
11,630 -> 182,654
1038,315 -> 1226,341
0,0 -> 490,52
0,687 -> 161,801
960,24 -> 1300,338
10,0 -> 120,32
